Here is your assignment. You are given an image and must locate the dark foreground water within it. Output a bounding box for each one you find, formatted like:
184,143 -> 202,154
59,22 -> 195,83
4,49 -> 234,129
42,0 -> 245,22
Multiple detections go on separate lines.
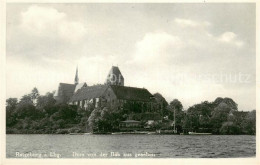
6,134 -> 255,158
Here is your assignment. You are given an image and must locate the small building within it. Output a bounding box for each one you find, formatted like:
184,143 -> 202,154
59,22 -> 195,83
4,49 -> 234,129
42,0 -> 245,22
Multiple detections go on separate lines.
119,120 -> 141,130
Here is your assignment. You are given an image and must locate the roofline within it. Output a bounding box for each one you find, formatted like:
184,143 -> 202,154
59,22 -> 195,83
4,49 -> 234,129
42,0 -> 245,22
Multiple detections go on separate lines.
108,85 -> 155,101
69,85 -> 109,102
109,84 -> 149,91
59,83 -> 75,85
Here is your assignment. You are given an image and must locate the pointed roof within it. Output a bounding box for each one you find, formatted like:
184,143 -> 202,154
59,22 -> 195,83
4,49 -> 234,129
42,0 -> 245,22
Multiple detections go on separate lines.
109,66 -> 124,78
74,82 -> 87,93
74,66 -> 79,84
106,66 -> 124,85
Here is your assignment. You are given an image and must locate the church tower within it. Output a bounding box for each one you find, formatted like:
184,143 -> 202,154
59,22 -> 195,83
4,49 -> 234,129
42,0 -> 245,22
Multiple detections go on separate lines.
74,66 -> 79,85
106,66 -> 124,86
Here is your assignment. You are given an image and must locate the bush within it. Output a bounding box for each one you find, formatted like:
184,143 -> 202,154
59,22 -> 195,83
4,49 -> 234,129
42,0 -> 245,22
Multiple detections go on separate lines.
220,122 -> 241,135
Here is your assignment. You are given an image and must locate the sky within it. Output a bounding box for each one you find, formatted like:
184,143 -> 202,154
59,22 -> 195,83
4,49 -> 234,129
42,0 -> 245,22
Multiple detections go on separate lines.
6,3 -> 256,110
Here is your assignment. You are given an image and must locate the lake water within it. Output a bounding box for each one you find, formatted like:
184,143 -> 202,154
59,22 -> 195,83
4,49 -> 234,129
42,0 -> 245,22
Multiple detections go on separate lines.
6,134 -> 255,158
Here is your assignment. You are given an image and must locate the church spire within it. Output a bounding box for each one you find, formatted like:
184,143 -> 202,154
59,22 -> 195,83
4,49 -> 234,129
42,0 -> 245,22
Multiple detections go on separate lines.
74,66 -> 79,85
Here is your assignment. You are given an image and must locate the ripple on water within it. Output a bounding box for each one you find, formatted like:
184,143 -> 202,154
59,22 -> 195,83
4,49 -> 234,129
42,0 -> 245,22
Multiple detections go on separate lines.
6,134 -> 256,158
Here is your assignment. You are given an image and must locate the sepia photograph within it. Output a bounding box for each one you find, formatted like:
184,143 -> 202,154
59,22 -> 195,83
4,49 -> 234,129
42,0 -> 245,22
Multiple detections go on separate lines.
3,1 -> 257,162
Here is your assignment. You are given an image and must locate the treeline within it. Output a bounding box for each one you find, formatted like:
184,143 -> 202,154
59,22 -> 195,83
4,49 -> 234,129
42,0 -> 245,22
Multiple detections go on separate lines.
154,93 -> 256,135
6,88 -> 256,135
6,88 -> 127,134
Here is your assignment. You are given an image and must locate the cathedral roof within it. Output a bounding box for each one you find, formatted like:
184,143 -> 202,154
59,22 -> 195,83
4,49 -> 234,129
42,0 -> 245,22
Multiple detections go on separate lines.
54,83 -> 76,98
110,85 -> 155,102
69,84 -> 155,103
70,85 -> 108,102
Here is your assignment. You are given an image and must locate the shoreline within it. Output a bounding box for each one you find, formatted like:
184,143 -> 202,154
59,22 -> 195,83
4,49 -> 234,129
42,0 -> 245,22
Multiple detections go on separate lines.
5,133 -> 256,135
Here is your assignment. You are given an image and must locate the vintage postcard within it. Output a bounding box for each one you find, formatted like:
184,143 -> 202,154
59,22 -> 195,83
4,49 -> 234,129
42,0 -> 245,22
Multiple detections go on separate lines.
1,0 -> 259,165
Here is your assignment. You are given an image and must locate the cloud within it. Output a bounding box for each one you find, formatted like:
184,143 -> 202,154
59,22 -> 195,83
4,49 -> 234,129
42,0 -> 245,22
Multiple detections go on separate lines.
174,18 -> 210,28
133,31 -> 183,64
218,32 -> 244,47
7,5 -> 89,64
125,18 -> 254,110
131,18 -> 248,71
175,18 -> 199,27
6,4 -> 255,111
20,5 -> 86,41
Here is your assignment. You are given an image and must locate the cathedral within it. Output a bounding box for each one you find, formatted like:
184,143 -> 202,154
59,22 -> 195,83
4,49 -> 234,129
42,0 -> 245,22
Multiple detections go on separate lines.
54,66 -> 162,115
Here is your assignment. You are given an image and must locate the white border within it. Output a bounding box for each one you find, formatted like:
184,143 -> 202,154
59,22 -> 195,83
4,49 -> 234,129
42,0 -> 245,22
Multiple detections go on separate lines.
1,0 -> 259,165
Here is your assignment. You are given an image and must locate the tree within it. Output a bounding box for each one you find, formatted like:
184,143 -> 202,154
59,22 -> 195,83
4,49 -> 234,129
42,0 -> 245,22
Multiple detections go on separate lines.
15,103 -> 41,120
87,106 -> 127,133
213,97 -> 224,105
241,110 -> 256,135
213,97 -> 238,110
182,101 -> 214,132
51,104 -> 77,121
153,93 -> 168,116
30,87 -> 40,105
6,98 -> 18,111
182,114 -> 193,131
228,111 -> 248,132
220,122 -> 240,135
210,102 -> 232,134
183,108 -> 200,131
168,99 -> 184,128
169,99 -> 183,111
6,98 -> 18,127
87,108 -> 101,132
37,92 -> 56,109
19,94 -> 33,104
